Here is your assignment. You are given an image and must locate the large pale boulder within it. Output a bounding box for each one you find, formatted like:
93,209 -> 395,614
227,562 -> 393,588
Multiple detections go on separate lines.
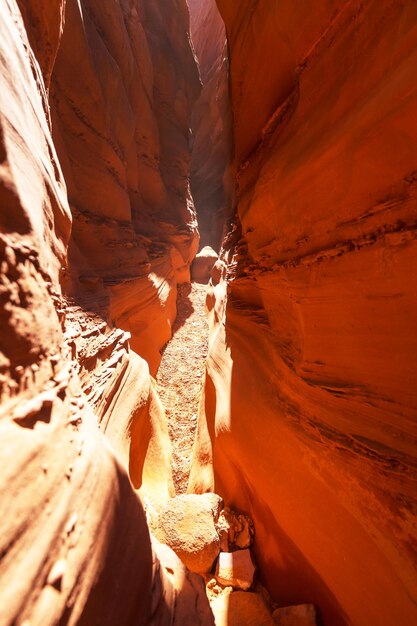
191,246 -> 219,283
150,493 -> 223,573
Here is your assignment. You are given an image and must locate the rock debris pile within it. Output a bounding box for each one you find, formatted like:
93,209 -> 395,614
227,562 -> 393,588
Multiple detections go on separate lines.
156,280 -> 210,493
147,492 -> 317,626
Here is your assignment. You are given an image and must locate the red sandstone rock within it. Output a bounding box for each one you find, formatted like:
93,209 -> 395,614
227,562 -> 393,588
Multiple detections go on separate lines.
191,246 -> 219,283
188,0 -> 233,249
52,0 -> 201,374
272,604 -> 317,626
0,0 -> 210,624
191,2 -> 417,625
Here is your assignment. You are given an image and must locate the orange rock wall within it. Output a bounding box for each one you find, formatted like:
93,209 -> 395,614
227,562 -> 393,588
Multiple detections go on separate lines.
0,0 -> 212,623
191,1 -> 417,624
52,0 -> 201,374
189,0 -> 233,250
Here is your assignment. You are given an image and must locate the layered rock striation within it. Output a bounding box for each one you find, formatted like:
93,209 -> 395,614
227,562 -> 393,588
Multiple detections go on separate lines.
0,0 -> 211,623
190,2 -> 417,625
52,0 -> 201,375
188,0 -> 233,250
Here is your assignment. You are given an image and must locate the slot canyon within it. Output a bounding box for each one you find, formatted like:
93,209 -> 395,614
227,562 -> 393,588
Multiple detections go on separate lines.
1,0 -> 416,624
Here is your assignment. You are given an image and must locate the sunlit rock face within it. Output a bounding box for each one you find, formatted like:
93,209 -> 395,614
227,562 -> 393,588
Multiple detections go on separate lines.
0,0 -> 212,623
190,1 -> 417,625
52,0 -> 201,375
189,0 -> 233,250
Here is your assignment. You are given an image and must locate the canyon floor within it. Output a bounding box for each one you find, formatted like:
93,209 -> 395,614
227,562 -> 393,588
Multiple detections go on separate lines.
156,281 -> 209,494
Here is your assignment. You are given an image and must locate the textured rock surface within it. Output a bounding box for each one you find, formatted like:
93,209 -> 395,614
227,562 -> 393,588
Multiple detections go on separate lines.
53,0 -> 201,375
188,0 -> 232,249
191,246 -> 219,283
150,493 -> 222,574
156,282 -> 209,494
0,0 -> 212,624
210,591 -> 275,626
190,2 -> 417,625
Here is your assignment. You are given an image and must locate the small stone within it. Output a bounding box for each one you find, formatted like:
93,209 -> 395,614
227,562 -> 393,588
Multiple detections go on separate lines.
272,604 -> 317,626
215,549 -> 255,591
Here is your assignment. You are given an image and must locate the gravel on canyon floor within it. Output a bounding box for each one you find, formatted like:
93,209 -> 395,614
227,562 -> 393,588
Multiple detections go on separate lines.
156,281 -> 209,494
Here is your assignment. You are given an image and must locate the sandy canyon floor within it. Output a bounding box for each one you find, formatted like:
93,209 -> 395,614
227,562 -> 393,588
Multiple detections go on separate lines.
156,282 -> 209,493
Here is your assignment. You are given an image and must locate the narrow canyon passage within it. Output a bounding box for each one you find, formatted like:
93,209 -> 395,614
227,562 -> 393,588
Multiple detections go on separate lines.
1,0 -> 417,625
156,282 -> 209,494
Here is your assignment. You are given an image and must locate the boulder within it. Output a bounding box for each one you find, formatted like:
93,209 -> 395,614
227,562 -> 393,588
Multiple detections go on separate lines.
150,493 -> 223,573
191,246 -> 219,283
215,549 -> 255,590
210,591 -> 275,626
272,604 -> 317,626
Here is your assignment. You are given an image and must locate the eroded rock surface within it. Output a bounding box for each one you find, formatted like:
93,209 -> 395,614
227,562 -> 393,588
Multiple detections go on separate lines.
150,493 -> 223,574
0,0 -> 211,623
52,0 -> 201,376
190,2 -> 417,625
188,0 -> 233,249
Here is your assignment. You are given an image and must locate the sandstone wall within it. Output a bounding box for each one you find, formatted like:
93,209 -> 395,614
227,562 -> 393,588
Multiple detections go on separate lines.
189,0 -> 233,250
0,0 -> 212,623
52,0 -> 201,375
190,1 -> 417,624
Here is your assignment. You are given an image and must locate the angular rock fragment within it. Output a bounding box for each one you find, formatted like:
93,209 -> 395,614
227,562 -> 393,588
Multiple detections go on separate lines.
215,549 -> 255,590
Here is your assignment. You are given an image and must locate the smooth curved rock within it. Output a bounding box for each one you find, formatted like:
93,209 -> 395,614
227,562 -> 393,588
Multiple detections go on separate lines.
52,0 -> 201,374
151,538 -> 215,626
272,604 -> 317,626
0,0 -> 209,624
189,0 -> 233,249
191,2 -> 417,625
